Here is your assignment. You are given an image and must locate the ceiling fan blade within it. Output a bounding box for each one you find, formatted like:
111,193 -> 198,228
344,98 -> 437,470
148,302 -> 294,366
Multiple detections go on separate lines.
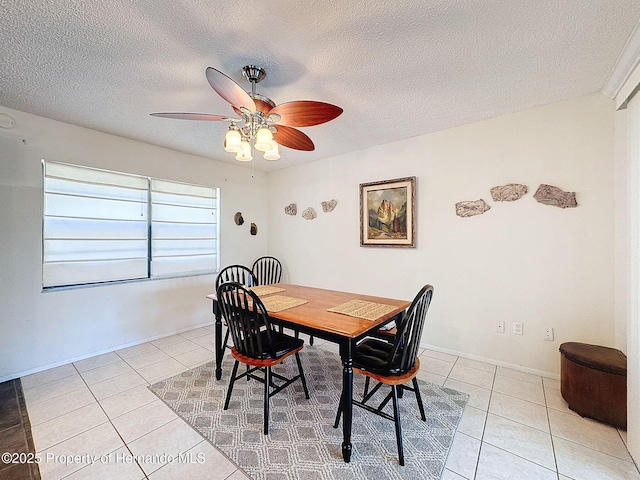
269,101 -> 343,127
150,112 -> 240,121
206,67 -> 256,113
273,125 -> 315,151
254,99 -> 274,115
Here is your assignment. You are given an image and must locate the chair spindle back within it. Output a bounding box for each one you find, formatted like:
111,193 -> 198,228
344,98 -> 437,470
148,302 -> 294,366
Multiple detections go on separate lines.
387,285 -> 434,374
216,264 -> 257,290
252,256 -> 282,285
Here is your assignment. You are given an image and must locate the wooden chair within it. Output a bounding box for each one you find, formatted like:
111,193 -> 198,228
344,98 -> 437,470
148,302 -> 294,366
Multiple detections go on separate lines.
217,264 -> 257,290
251,256 -> 282,285
217,282 -> 310,434
252,256 -> 314,345
216,265 -> 257,351
334,285 -> 434,466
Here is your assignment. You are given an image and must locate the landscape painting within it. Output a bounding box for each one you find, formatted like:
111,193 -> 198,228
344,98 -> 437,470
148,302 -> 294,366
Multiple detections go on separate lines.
360,177 -> 416,247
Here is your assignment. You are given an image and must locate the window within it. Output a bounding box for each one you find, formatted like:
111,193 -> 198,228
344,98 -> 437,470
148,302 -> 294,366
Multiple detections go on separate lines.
42,161 -> 219,288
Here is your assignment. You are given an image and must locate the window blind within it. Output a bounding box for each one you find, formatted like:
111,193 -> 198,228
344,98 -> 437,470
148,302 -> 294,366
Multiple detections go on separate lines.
151,179 -> 218,277
42,161 -> 219,288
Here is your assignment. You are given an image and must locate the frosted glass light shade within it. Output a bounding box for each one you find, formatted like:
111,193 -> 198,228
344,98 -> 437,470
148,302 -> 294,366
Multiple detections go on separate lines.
224,129 -> 242,152
235,140 -> 253,161
263,140 -> 280,160
254,127 -> 273,152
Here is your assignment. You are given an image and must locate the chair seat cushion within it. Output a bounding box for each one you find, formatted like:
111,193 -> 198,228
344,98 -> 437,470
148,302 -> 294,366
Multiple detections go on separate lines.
354,338 -> 403,375
251,330 -> 304,360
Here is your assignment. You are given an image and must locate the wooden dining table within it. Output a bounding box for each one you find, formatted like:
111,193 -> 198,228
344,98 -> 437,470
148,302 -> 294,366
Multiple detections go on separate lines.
207,282 -> 411,463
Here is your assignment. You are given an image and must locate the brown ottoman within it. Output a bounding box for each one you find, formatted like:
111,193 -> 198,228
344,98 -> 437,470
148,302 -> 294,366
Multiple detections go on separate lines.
559,342 -> 627,429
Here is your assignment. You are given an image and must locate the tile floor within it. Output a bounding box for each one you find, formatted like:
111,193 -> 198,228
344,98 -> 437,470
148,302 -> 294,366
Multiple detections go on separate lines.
18,325 -> 640,480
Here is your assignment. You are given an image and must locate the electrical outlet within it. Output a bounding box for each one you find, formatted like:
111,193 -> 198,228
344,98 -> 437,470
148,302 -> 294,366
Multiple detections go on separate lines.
544,327 -> 554,341
495,321 -> 505,333
513,322 -> 523,335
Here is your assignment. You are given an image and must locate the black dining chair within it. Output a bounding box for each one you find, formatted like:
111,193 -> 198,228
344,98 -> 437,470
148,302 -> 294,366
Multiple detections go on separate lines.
217,264 -> 257,290
251,256 -> 282,285
334,285 -> 434,466
252,256 -> 315,345
216,265 -> 257,351
217,281 -> 310,435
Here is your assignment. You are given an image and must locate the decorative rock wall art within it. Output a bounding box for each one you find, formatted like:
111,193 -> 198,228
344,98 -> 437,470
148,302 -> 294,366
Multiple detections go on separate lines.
455,199 -> 491,217
250,223 -> 258,235
321,199 -> 337,213
302,207 -> 317,220
234,212 -> 244,225
533,184 -> 577,208
490,184 -> 528,202
284,203 -> 297,216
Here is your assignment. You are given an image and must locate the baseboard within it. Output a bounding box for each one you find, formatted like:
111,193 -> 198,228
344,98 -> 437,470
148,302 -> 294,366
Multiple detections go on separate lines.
3,326 -> 560,384
420,342 -> 560,381
0,321 -> 214,383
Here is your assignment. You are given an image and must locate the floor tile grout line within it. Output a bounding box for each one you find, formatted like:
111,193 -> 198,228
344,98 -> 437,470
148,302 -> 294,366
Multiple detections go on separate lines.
24,384 -> 94,412
550,432 -> 638,464
28,369 -> 144,453
477,440 -> 560,476
73,354 -> 123,375
115,343 -> 164,363
441,354 -> 480,480
82,369 -> 150,402
21,369 -> 82,392
614,426 -> 640,473
472,362 -> 498,479
62,363 -> 151,480
542,378 -> 561,479
486,410 -> 552,436
118,350 -> 179,375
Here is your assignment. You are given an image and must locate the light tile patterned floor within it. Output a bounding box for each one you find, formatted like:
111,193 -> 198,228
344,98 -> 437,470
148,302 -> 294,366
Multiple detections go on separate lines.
19,326 -> 640,480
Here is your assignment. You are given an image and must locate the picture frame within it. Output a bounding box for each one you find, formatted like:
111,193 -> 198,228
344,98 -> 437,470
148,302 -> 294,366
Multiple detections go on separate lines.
360,176 -> 416,247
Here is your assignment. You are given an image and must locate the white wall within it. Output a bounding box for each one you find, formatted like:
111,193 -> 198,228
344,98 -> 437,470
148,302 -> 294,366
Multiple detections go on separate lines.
615,69 -> 640,465
0,106 -> 268,381
267,93 -> 616,376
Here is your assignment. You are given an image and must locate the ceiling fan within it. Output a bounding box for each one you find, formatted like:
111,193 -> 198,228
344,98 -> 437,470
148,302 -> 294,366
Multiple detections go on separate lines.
151,65 -> 343,161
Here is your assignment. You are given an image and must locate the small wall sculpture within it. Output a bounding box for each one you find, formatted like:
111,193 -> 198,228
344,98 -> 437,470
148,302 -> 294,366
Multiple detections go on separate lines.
490,184 -> 528,202
302,207 -> 317,220
533,184 -> 577,208
284,203 -> 297,216
321,199 -> 337,213
234,212 -> 244,225
250,223 -> 258,235
455,199 -> 491,217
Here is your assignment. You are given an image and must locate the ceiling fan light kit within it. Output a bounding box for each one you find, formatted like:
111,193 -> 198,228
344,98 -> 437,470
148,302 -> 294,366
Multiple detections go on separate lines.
224,126 -> 242,153
151,65 -> 342,163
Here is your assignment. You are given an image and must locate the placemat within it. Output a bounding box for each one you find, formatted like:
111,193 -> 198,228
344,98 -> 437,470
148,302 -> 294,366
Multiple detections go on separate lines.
260,295 -> 308,312
328,299 -> 397,321
249,285 -> 286,296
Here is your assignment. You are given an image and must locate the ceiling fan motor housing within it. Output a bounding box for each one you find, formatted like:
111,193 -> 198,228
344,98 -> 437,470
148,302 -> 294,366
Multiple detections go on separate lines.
242,65 -> 266,84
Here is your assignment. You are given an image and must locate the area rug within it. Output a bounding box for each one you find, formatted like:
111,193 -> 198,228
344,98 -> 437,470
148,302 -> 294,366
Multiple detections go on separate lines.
149,346 -> 468,480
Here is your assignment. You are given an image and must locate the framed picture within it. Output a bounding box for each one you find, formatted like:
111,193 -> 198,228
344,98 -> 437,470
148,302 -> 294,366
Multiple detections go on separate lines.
360,176 -> 416,247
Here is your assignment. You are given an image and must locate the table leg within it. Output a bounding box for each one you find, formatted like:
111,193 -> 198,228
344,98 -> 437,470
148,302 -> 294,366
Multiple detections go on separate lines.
214,301 -> 223,380
340,341 -> 353,462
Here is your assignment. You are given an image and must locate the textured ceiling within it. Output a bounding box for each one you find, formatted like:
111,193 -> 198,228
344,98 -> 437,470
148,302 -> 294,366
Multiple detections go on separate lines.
1,1 -> 639,171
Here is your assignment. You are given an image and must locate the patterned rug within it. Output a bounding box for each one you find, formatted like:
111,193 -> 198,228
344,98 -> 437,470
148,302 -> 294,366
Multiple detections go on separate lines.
149,346 -> 468,480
